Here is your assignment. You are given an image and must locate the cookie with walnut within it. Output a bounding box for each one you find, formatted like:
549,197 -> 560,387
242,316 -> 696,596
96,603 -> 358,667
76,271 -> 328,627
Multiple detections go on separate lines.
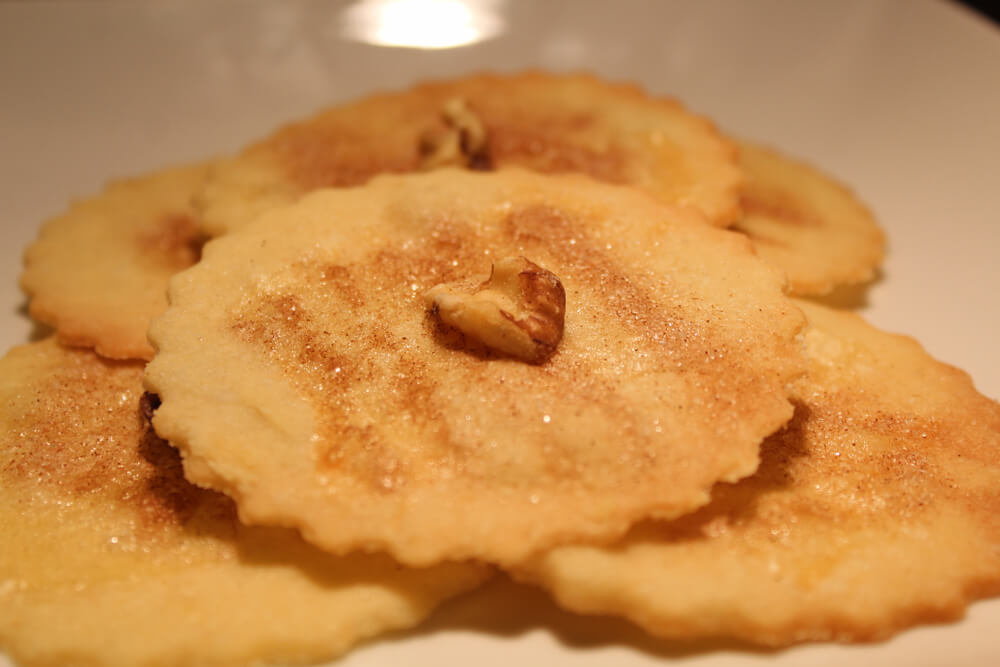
0,339 -> 489,667
145,169 -> 805,568
517,300 -> 1000,645
196,71 -> 743,236
21,162 -> 211,360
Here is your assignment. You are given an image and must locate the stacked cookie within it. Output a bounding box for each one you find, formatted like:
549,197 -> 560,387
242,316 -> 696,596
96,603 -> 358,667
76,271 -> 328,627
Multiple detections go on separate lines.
3,73 -> 997,667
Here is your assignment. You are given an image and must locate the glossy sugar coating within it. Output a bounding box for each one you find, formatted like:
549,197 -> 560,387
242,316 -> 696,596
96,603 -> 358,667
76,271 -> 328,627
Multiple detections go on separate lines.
146,169 -> 805,567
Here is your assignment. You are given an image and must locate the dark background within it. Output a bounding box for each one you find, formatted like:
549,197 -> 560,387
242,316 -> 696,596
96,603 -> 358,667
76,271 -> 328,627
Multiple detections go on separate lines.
958,0 -> 1000,25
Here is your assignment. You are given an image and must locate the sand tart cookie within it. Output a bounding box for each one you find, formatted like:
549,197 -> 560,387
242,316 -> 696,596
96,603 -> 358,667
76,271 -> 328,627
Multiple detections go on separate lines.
21,162 -> 211,361
517,300 -> 1000,645
732,140 -> 886,295
0,339 -> 489,667
145,169 -> 805,567
196,71 -> 743,236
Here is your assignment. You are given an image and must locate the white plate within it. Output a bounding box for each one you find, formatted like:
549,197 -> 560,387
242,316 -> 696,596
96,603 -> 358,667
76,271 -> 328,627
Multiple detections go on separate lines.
2,1 -> 998,666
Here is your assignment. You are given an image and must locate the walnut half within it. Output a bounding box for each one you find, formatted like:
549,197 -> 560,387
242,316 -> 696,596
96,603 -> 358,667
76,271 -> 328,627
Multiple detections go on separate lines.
424,256 -> 566,364
418,97 -> 492,170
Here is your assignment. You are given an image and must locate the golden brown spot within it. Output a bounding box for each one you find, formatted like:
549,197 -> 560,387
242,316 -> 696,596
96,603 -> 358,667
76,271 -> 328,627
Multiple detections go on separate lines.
366,224 -> 483,293
317,263 -> 367,310
136,213 -> 204,268
487,124 -> 627,183
231,293 -> 305,350
742,190 -> 823,228
232,291 -> 356,384
273,124 -> 416,190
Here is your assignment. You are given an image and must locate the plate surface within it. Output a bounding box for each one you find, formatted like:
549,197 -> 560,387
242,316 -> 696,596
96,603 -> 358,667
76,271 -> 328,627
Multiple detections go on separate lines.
2,1 -> 999,666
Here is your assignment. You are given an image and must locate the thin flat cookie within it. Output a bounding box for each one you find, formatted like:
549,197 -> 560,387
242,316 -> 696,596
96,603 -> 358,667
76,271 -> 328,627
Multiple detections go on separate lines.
145,169 -> 805,567
196,71 -> 743,236
0,339 -> 489,667
517,300 -> 1000,645
732,140 -> 886,295
21,162 -> 210,360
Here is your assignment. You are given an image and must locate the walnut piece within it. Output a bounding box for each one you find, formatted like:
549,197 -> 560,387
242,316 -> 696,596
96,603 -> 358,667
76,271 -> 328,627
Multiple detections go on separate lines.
424,256 -> 565,364
418,98 -> 492,170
